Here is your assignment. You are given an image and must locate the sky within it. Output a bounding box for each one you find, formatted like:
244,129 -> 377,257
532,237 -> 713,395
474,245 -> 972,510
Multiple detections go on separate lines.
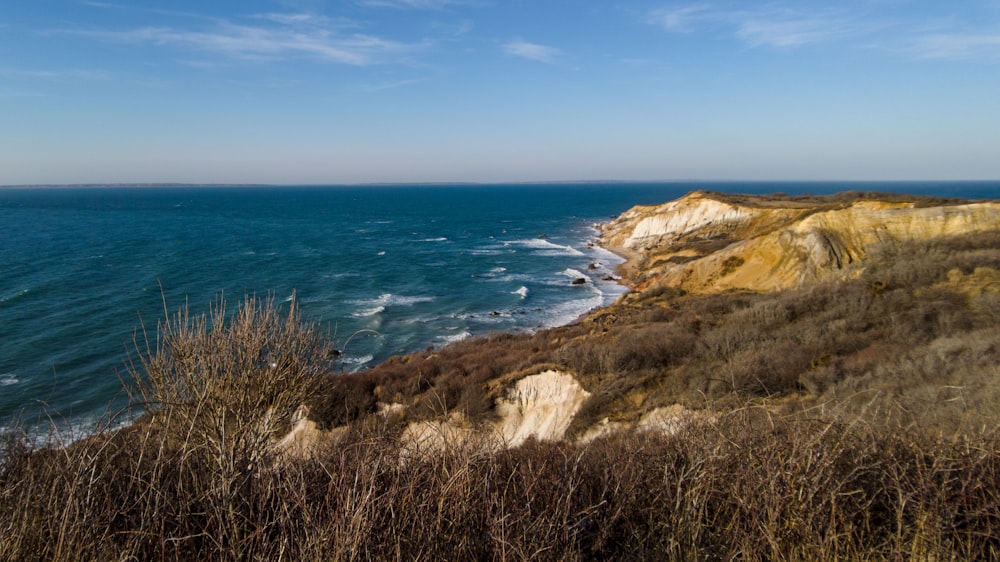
2,1 -> 1000,185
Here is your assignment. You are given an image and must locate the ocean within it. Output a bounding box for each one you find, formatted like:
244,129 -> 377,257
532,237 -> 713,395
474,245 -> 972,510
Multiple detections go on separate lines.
2,181 -> 998,436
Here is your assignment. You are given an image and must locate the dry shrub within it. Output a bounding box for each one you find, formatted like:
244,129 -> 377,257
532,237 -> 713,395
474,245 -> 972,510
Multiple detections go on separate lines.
128,293 -> 327,478
308,372 -> 377,429
3,399 -> 1000,560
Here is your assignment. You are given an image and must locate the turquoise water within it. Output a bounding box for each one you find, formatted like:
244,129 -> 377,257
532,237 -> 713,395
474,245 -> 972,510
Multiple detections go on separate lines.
1,182 -> 997,434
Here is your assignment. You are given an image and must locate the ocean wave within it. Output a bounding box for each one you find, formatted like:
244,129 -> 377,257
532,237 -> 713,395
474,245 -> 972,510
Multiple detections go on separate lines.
0,288 -> 31,304
416,237 -> 448,242
561,268 -> 589,280
476,266 -> 509,279
351,293 -> 436,314
438,331 -> 472,344
340,354 -> 374,365
512,286 -> 529,299
538,291 -> 604,329
513,238 -> 585,257
0,374 -> 20,386
352,305 -> 385,318
468,248 -> 505,256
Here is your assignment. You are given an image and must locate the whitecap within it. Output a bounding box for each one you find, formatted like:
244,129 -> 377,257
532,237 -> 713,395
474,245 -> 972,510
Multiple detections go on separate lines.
352,305 -> 385,318
537,290 -> 604,329
0,288 -> 29,304
0,374 -> 20,386
377,251 -> 386,256
513,238 -> 585,257
416,237 -> 448,242
469,248 -> 504,256
438,331 -> 472,344
561,268 -> 589,280
512,286 -> 529,299
387,294 -> 435,307
340,354 -> 374,365
352,293 -> 435,311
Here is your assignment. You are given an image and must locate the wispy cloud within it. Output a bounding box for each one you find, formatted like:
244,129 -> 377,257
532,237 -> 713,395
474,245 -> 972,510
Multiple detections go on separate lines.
909,33 -> 1000,60
351,77 -> 427,92
646,3 -> 858,48
357,0 -> 478,9
502,40 -> 560,63
646,4 -> 712,33
0,66 -> 109,81
736,14 -> 849,48
646,1 -> 1000,61
56,15 -> 422,66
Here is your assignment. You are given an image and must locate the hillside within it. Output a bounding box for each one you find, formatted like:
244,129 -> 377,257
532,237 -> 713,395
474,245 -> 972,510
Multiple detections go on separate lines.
600,190 -> 1000,293
306,190 -> 1000,444
4,189 -> 1000,561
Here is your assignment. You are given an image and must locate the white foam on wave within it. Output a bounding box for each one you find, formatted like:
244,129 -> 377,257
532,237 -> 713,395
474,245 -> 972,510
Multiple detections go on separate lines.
0,374 -> 20,386
561,268 -> 589,279
513,286 -> 529,299
416,237 -> 448,242
0,288 -> 29,304
341,354 -> 374,366
351,293 -> 436,317
10,411 -> 138,449
438,331 -> 472,344
469,248 -> 505,256
513,238 -> 585,257
539,288 -> 604,329
352,305 -> 385,318
477,266 -> 509,279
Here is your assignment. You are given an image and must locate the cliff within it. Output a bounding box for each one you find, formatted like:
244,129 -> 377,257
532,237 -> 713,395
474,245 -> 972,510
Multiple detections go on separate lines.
302,189 -> 1000,455
599,190 -> 1000,294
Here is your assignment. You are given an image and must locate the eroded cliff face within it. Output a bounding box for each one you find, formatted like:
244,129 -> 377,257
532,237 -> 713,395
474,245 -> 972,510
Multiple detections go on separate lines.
600,191 -> 1000,294
294,190 -> 1000,456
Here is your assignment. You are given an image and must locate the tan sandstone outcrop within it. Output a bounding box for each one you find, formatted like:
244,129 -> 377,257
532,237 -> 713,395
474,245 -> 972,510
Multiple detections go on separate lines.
600,191 -> 1000,294
399,369 -> 592,454
289,191 -> 999,456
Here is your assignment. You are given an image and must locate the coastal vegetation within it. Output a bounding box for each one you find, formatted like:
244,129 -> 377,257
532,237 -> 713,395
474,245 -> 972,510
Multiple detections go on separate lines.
2,191 -> 1000,560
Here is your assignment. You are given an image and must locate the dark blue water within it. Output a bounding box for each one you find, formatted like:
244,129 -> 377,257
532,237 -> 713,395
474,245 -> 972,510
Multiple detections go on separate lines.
1,181 -> 997,434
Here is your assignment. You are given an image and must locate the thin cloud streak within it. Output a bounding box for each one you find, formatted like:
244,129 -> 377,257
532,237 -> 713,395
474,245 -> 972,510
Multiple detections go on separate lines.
646,4 -> 712,33
57,19 -> 422,66
357,0 -> 479,9
646,1 -> 1000,60
736,15 -> 849,48
647,3 -> 862,48
0,66 -> 110,81
502,40 -> 559,63
910,33 -> 1000,60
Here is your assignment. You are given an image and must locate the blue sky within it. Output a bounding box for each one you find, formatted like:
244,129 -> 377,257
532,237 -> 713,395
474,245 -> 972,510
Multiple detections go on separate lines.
2,1 -> 1000,184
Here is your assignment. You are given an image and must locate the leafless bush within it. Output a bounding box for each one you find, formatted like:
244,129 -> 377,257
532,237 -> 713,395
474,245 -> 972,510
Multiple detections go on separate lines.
128,293 -> 326,473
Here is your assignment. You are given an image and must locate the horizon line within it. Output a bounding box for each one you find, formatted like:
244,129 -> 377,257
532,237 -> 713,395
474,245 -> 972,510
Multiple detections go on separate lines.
4,178 -> 1000,189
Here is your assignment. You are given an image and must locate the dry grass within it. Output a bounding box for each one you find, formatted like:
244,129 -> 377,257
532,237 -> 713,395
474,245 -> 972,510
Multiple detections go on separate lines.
3,404 -> 999,560
2,204 -> 1000,560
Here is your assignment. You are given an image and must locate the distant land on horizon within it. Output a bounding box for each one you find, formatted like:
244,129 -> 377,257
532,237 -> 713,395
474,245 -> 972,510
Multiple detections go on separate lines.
4,179 -> 1000,190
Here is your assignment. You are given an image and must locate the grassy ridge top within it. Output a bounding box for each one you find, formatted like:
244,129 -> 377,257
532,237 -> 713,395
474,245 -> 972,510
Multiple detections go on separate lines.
313,190 -> 1000,436
3,190 -> 999,560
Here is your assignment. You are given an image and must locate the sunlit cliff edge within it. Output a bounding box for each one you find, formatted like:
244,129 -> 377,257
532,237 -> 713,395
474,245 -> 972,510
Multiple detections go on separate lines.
599,190 -> 1000,294
296,190 -> 1000,455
